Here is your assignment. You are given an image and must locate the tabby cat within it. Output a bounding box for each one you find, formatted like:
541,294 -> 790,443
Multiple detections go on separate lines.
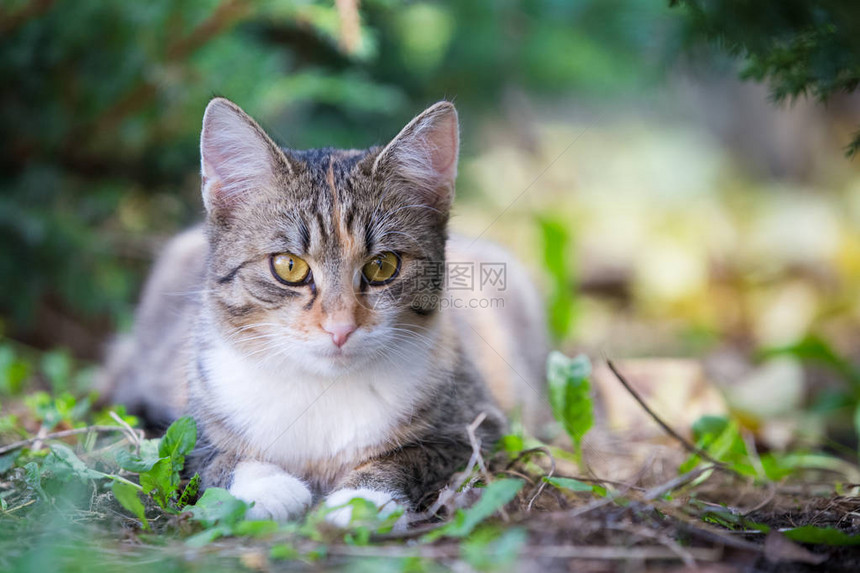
103,98 -> 548,525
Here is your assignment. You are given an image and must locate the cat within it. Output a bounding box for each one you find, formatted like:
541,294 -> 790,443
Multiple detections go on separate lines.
102,97 -> 549,525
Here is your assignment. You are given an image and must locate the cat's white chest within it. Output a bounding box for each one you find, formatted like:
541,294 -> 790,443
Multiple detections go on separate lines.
202,338 -> 427,487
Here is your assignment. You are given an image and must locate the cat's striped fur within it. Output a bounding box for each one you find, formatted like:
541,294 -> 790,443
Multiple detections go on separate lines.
102,98 -> 548,523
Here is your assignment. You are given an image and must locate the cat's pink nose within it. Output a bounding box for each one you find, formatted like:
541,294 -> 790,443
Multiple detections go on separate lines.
323,322 -> 356,348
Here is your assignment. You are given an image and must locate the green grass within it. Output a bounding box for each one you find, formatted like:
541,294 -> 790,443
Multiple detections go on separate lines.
2,346 -> 860,571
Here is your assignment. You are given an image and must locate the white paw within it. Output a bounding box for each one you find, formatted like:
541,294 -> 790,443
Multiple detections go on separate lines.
228,461 -> 312,521
324,487 -> 407,530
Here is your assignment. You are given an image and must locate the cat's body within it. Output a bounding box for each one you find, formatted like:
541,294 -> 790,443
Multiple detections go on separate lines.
103,99 -> 548,523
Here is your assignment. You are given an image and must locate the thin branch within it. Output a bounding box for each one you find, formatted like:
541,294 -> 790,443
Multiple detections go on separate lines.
606,360 -> 724,466
408,412 -> 490,524
0,426 -> 136,455
466,411 -> 490,483
109,411 -> 143,455
321,542 -> 722,562
505,447 -> 557,512
643,465 -> 715,500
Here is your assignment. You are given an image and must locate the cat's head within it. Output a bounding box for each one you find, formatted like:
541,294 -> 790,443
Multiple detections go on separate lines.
199,97 -> 458,377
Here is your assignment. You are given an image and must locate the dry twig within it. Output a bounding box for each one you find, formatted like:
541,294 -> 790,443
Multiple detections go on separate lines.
643,465 -> 715,500
109,411 -> 143,455
606,360 -> 723,466
504,447 -> 557,511
409,412 -> 489,523
0,426 -> 139,455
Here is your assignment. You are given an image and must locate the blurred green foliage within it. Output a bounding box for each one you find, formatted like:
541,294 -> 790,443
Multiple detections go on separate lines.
539,216 -> 577,340
763,334 -> 860,451
0,0 -> 676,348
673,0 -> 860,155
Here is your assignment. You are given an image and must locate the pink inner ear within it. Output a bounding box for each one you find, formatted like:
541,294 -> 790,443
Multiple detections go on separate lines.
428,116 -> 459,182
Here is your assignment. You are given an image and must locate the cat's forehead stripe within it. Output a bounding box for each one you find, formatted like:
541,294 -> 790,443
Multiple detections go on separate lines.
299,220 -> 311,253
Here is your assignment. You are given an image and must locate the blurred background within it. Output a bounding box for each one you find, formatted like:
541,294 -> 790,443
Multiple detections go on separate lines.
3,0 -> 860,452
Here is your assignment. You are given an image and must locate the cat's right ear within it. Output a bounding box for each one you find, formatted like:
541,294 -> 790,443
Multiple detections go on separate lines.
200,98 -> 291,217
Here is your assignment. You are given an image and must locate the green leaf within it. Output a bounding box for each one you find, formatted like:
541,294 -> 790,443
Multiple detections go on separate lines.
177,473 -> 200,509
539,217 -> 576,340
682,415 -> 752,475
233,519 -> 278,538
139,458 -> 177,509
854,403 -> 860,456
185,525 -> 231,547
543,476 -> 594,492
41,349 -> 72,393
112,480 -> 149,530
0,452 -> 18,474
761,335 -> 860,391
158,416 -> 197,462
115,448 -> 163,473
461,526 -> 527,571
138,417 -> 197,508
0,344 -> 30,395
24,462 -> 47,500
270,544 -> 299,560
187,487 -> 248,529
692,415 -> 730,441
498,434 -> 525,454
783,526 -> 860,546
546,352 -> 593,461
427,479 -> 524,540
44,444 -> 106,482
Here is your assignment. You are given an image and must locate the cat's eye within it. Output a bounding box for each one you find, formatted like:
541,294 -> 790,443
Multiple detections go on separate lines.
270,253 -> 311,285
362,252 -> 400,285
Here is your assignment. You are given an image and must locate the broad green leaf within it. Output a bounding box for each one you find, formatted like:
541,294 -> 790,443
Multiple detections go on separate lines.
138,417 -> 197,508
546,352 -> 593,458
138,439 -> 160,461
187,487 -> 248,529
45,444 -> 106,482
543,476 -> 594,492
158,416 -> 197,462
427,479 -> 524,539
112,480 -> 149,530
783,526 -> 860,546
115,448 -> 163,473
139,458 -> 177,508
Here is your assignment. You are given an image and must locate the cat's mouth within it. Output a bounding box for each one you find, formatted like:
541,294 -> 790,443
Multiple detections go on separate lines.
315,344 -> 357,363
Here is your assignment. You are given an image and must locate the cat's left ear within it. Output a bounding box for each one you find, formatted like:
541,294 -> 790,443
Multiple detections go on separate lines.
372,101 -> 459,210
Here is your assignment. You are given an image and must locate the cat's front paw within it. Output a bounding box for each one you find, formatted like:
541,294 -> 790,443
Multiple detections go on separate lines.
324,488 -> 407,531
229,461 -> 312,521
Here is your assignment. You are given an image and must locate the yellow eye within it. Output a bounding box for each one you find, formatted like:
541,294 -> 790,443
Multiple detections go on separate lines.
362,252 -> 400,285
270,253 -> 311,285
